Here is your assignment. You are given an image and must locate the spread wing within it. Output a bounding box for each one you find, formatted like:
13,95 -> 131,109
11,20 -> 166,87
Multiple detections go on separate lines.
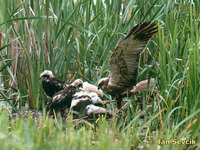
109,22 -> 157,88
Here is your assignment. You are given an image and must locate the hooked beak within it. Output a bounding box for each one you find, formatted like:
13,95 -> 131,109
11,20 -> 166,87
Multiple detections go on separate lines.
40,76 -> 44,80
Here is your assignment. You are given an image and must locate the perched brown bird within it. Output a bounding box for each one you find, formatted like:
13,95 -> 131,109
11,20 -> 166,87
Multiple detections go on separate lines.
46,84 -> 81,120
97,22 -> 158,109
40,70 -> 68,97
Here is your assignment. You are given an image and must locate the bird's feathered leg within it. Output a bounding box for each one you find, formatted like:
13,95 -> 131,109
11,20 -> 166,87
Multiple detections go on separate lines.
116,94 -> 123,109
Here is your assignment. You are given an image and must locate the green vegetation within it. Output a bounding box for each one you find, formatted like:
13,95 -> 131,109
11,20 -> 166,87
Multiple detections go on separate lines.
0,0 -> 199,149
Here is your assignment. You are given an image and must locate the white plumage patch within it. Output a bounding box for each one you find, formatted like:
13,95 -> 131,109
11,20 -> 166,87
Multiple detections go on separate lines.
86,104 -> 112,116
83,82 -> 103,97
71,79 -> 83,87
71,97 -> 91,108
40,70 -> 54,78
52,93 -> 62,101
72,90 -> 103,105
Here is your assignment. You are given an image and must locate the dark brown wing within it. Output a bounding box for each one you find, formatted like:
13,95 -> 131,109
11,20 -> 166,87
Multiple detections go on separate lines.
109,22 -> 157,87
46,85 -> 77,116
42,77 -> 68,97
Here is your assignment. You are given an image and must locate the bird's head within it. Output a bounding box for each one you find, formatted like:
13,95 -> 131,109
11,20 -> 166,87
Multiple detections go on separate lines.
65,79 -> 83,94
40,70 -> 54,80
71,79 -> 83,88
97,77 -> 109,91
65,84 -> 82,95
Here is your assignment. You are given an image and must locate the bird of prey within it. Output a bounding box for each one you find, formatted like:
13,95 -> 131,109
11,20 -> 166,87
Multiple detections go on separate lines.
97,22 -> 158,109
70,79 -> 104,118
40,70 -> 68,97
71,79 -> 103,97
46,84 -> 81,120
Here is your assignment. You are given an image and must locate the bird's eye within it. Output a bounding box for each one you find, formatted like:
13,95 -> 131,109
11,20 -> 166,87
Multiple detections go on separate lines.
42,75 -> 50,79
98,81 -> 103,88
75,82 -> 83,88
